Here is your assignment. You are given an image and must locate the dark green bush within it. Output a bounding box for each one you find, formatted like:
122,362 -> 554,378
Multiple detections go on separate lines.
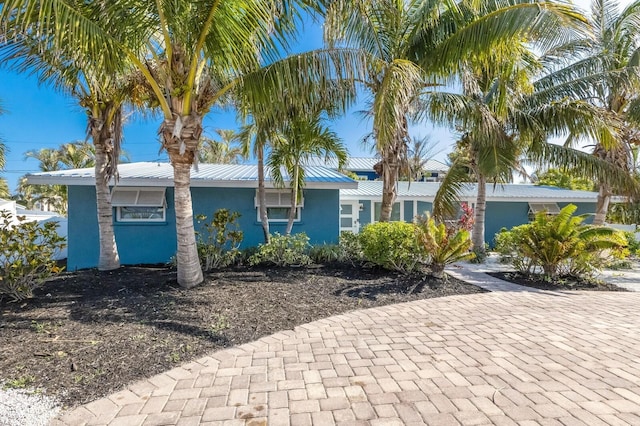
195,209 -> 243,271
0,211 -> 66,301
359,221 -> 425,273
249,232 -> 312,266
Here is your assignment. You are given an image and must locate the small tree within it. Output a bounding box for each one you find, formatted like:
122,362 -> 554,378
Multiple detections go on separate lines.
195,209 -> 243,271
0,211 -> 66,301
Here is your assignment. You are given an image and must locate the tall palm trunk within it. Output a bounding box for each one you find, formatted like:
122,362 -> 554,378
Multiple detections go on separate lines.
257,147 -> 270,243
472,173 -> 487,253
90,105 -> 121,271
286,165 -> 299,235
161,113 -> 204,288
379,162 -> 398,222
594,184 -> 611,225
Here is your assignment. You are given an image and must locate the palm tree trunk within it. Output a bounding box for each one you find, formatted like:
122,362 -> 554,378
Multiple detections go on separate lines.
472,173 -> 487,254
91,105 -> 122,271
94,141 -> 120,271
257,148 -> 270,243
161,112 -> 204,288
173,162 -> 203,287
594,183 -> 611,226
379,162 -> 398,222
286,167 -> 299,235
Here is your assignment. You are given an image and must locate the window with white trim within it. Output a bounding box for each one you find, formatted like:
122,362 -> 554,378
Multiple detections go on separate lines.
111,187 -> 167,222
255,190 -> 304,222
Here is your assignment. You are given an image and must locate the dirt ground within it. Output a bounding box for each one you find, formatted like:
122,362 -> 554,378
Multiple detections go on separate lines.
488,271 -> 627,291
0,264 -> 484,409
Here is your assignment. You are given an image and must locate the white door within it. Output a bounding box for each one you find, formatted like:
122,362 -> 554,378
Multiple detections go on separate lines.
340,201 -> 360,234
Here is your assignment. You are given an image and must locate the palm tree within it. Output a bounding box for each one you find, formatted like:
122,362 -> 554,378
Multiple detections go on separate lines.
57,141 -> 96,169
429,43 -> 636,254
2,0 -> 363,287
0,101 -> 8,198
1,5 -> 135,270
238,120 -> 282,243
405,135 -> 439,181
563,0 -> 640,225
198,130 -> 244,164
323,0 -> 592,222
268,113 -> 347,234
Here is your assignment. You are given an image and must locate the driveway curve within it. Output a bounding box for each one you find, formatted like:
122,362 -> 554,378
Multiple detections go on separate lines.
54,272 -> 640,425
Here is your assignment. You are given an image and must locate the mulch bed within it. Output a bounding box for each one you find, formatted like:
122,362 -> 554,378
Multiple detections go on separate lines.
0,263 -> 484,409
487,271 -> 628,292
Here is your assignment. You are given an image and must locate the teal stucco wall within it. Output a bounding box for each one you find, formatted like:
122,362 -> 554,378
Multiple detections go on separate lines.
484,201 -> 596,247
66,186 -> 341,270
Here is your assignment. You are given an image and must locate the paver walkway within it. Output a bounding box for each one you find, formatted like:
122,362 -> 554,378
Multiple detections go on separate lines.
53,266 -> 640,425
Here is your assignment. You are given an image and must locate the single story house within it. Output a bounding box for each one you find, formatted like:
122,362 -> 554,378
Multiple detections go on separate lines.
0,198 -> 68,260
304,157 -> 450,181
26,162 -> 356,270
339,181 -> 613,244
26,162 -> 612,270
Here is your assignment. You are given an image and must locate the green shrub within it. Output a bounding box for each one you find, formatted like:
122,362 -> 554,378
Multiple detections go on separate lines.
623,231 -> 640,256
499,204 -> 626,279
309,244 -> 342,263
195,209 -> 244,271
415,213 -> 474,279
249,232 -> 312,266
359,221 -> 425,273
494,225 -> 534,272
0,211 -> 66,301
338,231 -> 364,264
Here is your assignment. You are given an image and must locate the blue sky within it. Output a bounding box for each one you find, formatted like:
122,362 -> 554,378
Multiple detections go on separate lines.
0,0 -> 627,193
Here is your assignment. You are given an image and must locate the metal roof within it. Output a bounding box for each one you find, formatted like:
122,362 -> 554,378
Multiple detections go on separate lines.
302,157 -> 450,172
26,162 -> 358,189
341,181 -> 607,202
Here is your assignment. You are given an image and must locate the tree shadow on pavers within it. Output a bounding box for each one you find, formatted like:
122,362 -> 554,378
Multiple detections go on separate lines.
0,263 -> 484,410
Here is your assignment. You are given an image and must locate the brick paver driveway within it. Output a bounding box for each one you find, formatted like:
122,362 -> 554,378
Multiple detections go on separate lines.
54,270 -> 640,425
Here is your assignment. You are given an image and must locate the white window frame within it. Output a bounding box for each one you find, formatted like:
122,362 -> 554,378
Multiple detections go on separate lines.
111,187 -> 167,223
255,189 -> 304,223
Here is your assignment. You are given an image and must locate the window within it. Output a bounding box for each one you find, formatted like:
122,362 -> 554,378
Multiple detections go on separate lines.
373,202 -> 401,222
528,202 -> 560,220
111,187 -> 166,222
255,190 -> 303,222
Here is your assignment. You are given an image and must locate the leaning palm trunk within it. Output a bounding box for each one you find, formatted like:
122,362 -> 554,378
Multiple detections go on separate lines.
286,167 -> 300,235
472,174 -> 487,253
257,148 -> 270,243
90,105 -> 121,271
161,113 -> 204,288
